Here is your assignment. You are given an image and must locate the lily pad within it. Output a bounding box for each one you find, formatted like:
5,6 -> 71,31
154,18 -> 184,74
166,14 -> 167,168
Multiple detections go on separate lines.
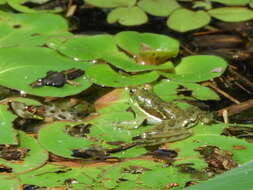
0,131 -> 48,173
85,64 -> 159,87
209,0 -> 249,6
38,120 -> 148,159
208,7 -> 253,22
85,0 -> 136,8
0,104 -> 18,145
170,124 -> 253,170
154,80 -> 220,101
56,34 -> 119,61
0,47 -> 91,97
104,53 -> 175,72
0,174 -> 22,190
137,0 -> 181,16
18,163 -> 105,188
0,12 -> 69,47
162,55 -> 228,82
107,6 -> 148,26
182,83 -> 220,100
167,8 -> 211,32
115,31 -> 179,59
8,0 -> 61,13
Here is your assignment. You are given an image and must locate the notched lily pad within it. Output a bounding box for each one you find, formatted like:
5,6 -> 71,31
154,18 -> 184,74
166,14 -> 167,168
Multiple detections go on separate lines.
107,6 -> 148,26
137,0 -> 180,17
162,55 -> 228,82
115,31 -> 179,63
167,8 -> 211,32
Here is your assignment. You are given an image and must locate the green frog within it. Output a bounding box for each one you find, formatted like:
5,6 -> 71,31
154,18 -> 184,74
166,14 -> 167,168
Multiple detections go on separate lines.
129,85 -> 213,146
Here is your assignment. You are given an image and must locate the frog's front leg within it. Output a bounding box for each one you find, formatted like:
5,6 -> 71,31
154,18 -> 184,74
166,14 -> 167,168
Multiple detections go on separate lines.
133,120 -> 192,146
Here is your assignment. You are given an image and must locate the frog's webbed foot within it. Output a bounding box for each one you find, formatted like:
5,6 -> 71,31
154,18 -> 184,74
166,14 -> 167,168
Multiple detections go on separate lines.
133,127 -> 192,146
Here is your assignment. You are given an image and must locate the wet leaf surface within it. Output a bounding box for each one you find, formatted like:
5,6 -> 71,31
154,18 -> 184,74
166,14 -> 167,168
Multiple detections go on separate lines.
0,104 -> 18,145
85,64 -> 160,87
0,12 -> 68,47
0,47 -> 91,97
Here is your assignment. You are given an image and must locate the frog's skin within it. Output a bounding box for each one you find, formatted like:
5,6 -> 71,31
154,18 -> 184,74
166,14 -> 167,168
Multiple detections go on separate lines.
129,85 -> 213,146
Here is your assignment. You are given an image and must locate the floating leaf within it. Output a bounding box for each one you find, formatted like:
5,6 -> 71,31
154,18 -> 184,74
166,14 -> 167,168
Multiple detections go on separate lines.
0,47 -> 91,97
57,34 -> 119,61
38,121 -> 93,158
182,83 -> 220,100
209,0 -> 249,6
162,55 -> 227,82
116,31 -> 179,58
104,53 -> 175,72
153,80 -> 193,102
85,64 -> 159,87
208,7 -> 253,22
107,6 -> 148,26
137,0 -> 181,16
0,12 -> 69,47
18,163 -> 105,188
170,124 -> 253,170
0,174 -> 22,190
0,131 -> 48,173
7,0 -> 61,13
85,0 -> 136,8
167,8 -> 211,32
0,104 -> 18,145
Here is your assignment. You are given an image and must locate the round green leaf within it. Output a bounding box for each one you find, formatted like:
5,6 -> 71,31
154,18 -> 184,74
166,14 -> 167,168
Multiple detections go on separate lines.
0,104 -> 18,145
167,8 -> 211,32
57,34 -> 119,61
137,0 -> 180,16
0,12 -> 69,47
115,31 -> 179,57
153,80 -> 190,102
163,55 -> 228,82
182,83 -> 220,100
38,121 -> 93,158
208,7 -> 253,22
18,163 -> 104,188
107,7 -> 148,26
210,0 -> 249,6
85,0 -> 136,8
0,47 -> 91,97
85,64 -> 160,87
0,131 -> 48,173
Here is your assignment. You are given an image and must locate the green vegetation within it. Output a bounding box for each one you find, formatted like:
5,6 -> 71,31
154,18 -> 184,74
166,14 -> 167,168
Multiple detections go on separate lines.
0,1 -> 252,190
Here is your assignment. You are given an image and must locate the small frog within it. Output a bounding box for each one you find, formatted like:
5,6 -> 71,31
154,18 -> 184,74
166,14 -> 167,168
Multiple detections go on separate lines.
30,68 -> 84,88
129,85 -> 213,146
